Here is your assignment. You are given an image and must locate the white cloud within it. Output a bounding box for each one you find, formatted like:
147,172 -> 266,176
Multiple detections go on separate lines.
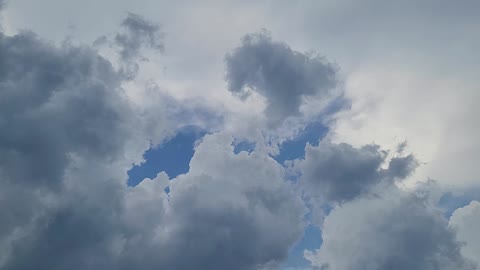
305,186 -> 476,270
450,201 -> 480,266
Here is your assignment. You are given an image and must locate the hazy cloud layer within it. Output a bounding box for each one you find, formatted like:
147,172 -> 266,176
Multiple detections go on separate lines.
225,31 -> 337,126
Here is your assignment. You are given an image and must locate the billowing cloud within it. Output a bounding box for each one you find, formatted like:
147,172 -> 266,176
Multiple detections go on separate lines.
0,16 -> 305,269
0,14 -> 149,268
450,200 -> 480,266
1,2 -> 479,270
293,141 -> 418,204
0,31 -> 138,189
305,186 -> 476,270
122,133 -> 305,270
225,31 -> 338,126
1,131 -> 305,269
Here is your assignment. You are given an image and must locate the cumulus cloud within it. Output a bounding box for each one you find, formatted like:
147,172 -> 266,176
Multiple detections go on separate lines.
0,16 -> 152,268
293,141 -> 418,204
123,133 -> 305,270
0,20 -> 305,269
0,31 -> 139,189
450,201 -> 480,266
2,3 -> 479,270
305,186 -> 476,270
0,29 -> 137,269
225,31 -> 338,126
2,132 -> 305,269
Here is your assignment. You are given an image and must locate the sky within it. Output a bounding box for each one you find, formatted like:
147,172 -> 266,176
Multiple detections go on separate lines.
0,0 -> 479,269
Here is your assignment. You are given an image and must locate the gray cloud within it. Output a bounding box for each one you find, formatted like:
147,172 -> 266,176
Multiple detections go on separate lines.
0,21 -> 143,269
114,12 -> 164,79
116,12 -> 164,59
2,3 -> 477,270
0,30 -> 134,189
305,187 -> 476,270
225,31 -> 338,126
294,141 -> 418,204
0,19 -> 304,269
124,133 -> 305,270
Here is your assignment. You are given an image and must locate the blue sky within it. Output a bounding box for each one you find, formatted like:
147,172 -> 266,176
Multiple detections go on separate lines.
127,126 -> 207,186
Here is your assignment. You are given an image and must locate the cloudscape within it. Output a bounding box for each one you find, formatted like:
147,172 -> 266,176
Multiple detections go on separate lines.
0,1 -> 479,269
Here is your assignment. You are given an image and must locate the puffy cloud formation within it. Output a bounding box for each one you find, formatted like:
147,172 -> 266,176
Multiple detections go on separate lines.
294,141 -> 418,204
225,31 -> 338,126
0,12 -> 152,268
124,133 -> 305,270
0,41 -> 124,270
0,8 -> 305,269
1,132 -> 305,269
1,2 -> 479,270
450,201 -> 480,265
305,187 -> 476,270
0,31 -> 137,189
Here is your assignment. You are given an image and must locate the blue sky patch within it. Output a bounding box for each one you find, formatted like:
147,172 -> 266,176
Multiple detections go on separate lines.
438,191 -> 480,218
233,139 -> 256,154
283,224 -> 323,269
274,122 -> 329,164
127,126 -> 207,186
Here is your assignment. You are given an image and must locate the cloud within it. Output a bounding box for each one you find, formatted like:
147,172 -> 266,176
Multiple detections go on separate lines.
0,30 -> 137,189
115,12 -> 164,60
293,141 -> 418,204
225,31 -> 338,126
124,133 -> 305,270
113,12 -> 164,78
0,18 -> 150,269
0,19 -> 305,269
1,131 -> 305,269
305,186 -> 476,270
2,3 -> 479,270
449,200 -> 480,266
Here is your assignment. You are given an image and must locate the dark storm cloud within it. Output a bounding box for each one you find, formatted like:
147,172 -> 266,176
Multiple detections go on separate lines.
295,141 -> 419,204
225,31 -> 338,125
305,186 -> 476,270
0,30 -> 132,189
0,22 -> 138,269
